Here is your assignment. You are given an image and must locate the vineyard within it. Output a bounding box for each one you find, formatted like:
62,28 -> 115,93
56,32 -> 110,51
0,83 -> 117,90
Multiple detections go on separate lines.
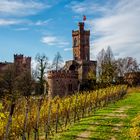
130,113 -> 140,138
0,85 -> 127,140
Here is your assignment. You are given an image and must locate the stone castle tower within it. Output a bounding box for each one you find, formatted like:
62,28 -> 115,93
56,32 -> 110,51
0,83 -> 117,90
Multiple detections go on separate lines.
0,54 -> 31,76
14,54 -> 31,75
72,22 -> 90,61
47,22 -> 97,97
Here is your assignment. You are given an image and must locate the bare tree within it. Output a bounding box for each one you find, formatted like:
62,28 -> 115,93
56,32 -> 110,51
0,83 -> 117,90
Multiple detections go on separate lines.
97,46 -> 140,86
116,57 -> 139,76
97,48 -> 106,83
97,47 -> 117,85
52,52 -> 63,71
34,54 -> 49,140
35,53 -> 49,95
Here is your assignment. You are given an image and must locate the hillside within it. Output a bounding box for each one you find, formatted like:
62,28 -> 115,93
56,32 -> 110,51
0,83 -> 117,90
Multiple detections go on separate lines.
51,87 -> 140,140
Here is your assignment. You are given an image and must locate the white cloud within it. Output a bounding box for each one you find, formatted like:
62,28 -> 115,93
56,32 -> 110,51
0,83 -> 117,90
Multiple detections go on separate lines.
0,0 -> 52,27
0,0 -> 50,17
64,48 -> 72,51
14,27 -> 29,31
35,19 -> 52,26
0,18 -> 52,26
66,0 -> 111,15
41,36 -> 57,46
41,36 -> 69,47
0,19 -> 24,26
90,0 -> 140,62
68,0 -> 140,63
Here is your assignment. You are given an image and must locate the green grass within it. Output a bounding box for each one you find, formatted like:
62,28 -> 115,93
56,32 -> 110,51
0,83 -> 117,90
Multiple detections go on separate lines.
50,89 -> 140,140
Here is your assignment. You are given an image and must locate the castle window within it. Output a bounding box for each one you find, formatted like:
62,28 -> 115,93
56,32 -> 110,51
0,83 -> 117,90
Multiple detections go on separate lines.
74,56 -> 78,60
73,38 -> 77,46
69,65 -> 76,71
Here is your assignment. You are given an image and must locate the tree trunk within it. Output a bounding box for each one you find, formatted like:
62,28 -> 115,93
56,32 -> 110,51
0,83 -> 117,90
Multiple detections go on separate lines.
4,101 -> 15,140
34,99 -> 41,140
45,101 -> 52,140
22,98 -> 29,140
55,103 -> 59,133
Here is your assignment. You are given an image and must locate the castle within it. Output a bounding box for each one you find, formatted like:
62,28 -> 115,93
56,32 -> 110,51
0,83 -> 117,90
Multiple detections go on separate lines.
0,54 -> 31,76
47,22 -> 97,97
0,22 -> 96,97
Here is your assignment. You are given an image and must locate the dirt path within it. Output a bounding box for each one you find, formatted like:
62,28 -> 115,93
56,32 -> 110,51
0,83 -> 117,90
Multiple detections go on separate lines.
76,106 -> 132,140
76,127 -> 92,140
52,91 -> 140,140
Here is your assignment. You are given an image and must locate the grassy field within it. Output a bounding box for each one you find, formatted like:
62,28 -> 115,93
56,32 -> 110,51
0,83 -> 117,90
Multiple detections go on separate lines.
50,87 -> 140,140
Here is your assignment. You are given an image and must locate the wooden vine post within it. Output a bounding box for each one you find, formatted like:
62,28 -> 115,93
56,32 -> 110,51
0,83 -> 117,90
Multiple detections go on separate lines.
55,103 -> 60,133
45,100 -> 52,140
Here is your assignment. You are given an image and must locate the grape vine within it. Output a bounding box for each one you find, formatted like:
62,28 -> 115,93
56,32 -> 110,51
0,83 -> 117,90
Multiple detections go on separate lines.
0,85 -> 127,139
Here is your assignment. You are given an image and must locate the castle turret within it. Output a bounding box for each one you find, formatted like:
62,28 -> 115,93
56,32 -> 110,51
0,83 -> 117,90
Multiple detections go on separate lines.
14,54 -> 31,76
72,22 -> 90,61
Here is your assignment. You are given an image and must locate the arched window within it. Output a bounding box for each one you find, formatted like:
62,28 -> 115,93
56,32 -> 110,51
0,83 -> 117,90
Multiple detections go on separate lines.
69,65 -> 76,71
73,38 -> 77,46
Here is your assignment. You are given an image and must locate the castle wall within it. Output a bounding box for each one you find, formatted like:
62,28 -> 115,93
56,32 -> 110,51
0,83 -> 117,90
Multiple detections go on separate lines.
0,62 -> 13,74
0,54 -> 31,76
14,54 -> 31,76
47,70 -> 78,98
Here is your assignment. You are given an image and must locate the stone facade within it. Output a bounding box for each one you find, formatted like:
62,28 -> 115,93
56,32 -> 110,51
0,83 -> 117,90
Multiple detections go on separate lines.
0,54 -> 31,76
63,60 -> 96,83
47,70 -> 78,97
47,22 -> 97,98
0,62 -> 13,73
14,54 -> 31,76
72,22 -> 90,61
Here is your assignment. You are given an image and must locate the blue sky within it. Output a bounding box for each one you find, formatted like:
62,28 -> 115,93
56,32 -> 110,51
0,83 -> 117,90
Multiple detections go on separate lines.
0,0 -> 140,65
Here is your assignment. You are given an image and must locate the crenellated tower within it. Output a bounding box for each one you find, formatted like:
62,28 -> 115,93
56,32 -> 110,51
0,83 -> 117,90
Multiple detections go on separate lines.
72,22 -> 90,61
0,54 -> 31,78
14,54 -> 31,76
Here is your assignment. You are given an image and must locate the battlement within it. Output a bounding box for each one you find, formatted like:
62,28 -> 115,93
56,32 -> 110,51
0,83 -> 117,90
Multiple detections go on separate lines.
72,30 -> 79,36
14,54 -> 23,59
47,70 -> 78,79
23,56 -> 31,59
72,30 -> 90,36
23,57 -> 31,62
14,54 -> 31,65
14,54 -> 31,59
